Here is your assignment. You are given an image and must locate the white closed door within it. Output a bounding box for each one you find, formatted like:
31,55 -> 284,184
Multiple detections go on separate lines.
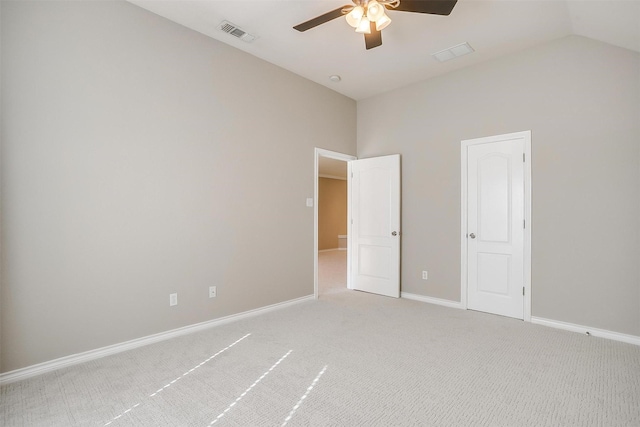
349,155 -> 400,298
466,138 -> 525,319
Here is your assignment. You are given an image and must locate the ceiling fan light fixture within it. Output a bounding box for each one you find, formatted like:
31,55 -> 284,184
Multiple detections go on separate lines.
366,1 -> 385,21
293,0 -> 459,51
355,16 -> 371,34
375,12 -> 392,31
346,6 -> 364,28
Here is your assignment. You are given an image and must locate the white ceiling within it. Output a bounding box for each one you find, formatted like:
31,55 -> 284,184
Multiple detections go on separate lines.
128,0 -> 640,100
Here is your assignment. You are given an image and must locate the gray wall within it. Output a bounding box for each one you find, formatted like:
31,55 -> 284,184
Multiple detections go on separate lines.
358,35 -> 640,336
0,1 -> 356,372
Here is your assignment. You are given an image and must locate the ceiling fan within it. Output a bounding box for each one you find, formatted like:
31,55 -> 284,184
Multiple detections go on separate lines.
294,0 -> 458,50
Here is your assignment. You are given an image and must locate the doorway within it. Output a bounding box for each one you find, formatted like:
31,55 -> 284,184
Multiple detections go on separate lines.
314,149 -> 356,298
460,131 -> 532,320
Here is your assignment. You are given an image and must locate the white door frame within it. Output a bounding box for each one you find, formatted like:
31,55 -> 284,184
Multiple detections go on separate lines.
460,131 -> 532,321
314,148 -> 357,298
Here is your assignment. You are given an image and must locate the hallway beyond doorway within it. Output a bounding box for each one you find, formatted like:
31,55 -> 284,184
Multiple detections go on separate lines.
318,250 -> 347,295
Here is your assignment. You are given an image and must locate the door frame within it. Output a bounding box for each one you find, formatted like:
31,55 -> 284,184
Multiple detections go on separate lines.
314,148 -> 357,298
460,130 -> 532,321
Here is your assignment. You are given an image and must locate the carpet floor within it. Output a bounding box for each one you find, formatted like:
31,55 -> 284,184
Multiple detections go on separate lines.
2,251 -> 639,426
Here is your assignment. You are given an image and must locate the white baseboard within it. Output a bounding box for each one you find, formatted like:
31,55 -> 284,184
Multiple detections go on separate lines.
402,295 -> 640,346
0,294 -> 315,385
401,292 -> 464,310
531,316 -> 640,346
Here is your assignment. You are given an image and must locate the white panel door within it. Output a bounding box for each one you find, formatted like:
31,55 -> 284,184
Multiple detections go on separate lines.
467,139 -> 525,319
350,155 -> 400,298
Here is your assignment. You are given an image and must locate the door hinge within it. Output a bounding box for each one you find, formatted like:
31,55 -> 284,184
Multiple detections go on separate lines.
523,219 -> 526,229
523,153 -> 525,162
351,172 -> 353,178
523,287 -> 525,296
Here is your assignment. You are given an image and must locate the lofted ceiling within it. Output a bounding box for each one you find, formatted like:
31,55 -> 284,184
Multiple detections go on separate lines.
128,0 -> 640,100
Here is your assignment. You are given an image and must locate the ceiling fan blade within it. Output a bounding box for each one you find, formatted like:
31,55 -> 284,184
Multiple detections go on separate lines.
392,0 -> 458,16
364,22 -> 382,50
293,6 -> 348,32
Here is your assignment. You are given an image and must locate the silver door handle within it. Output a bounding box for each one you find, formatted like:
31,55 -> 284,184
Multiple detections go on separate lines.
469,233 -> 476,239
391,231 -> 398,236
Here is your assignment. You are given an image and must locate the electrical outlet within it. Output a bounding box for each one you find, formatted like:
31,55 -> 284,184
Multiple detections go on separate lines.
209,286 -> 217,298
422,271 -> 428,280
169,293 -> 178,306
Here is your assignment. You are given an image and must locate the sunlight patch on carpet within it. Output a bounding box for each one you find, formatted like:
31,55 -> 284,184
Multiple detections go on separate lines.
208,349 -> 293,426
103,333 -> 251,426
281,365 -> 328,426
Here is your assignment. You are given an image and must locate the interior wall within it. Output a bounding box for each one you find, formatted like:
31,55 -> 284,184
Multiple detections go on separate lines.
318,178 -> 347,250
0,1 -> 3,368
357,35 -> 640,336
0,0 -> 356,373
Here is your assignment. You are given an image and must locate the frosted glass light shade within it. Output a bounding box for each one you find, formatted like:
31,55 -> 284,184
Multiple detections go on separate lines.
346,6 -> 364,28
355,16 -> 371,34
367,1 -> 384,21
375,13 -> 391,31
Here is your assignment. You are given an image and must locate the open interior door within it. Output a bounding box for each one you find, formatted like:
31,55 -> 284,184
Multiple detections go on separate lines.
349,155 -> 401,298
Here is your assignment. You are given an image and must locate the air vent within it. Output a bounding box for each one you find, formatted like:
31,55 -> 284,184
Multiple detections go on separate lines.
217,20 -> 257,43
432,42 -> 474,62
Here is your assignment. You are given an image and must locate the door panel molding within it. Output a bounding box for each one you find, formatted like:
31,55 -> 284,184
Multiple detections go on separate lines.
461,131 -> 532,321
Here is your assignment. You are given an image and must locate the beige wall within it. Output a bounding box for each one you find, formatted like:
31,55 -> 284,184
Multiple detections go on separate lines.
318,178 -> 347,250
358,35 -> 640,336
0,1 -> 356,372
0,2 -> 3,369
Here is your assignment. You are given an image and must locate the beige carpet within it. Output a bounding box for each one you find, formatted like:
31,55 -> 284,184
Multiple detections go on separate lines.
318,250 -> 347,295
2,253 -> 640,426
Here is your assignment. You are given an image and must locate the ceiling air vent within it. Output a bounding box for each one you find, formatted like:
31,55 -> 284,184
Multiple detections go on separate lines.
217,20 -> 257,43
432,42 -> 474,62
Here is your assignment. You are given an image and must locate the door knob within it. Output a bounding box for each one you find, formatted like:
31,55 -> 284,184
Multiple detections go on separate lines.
391,231 -> 398,236
469,233 -> 476,239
